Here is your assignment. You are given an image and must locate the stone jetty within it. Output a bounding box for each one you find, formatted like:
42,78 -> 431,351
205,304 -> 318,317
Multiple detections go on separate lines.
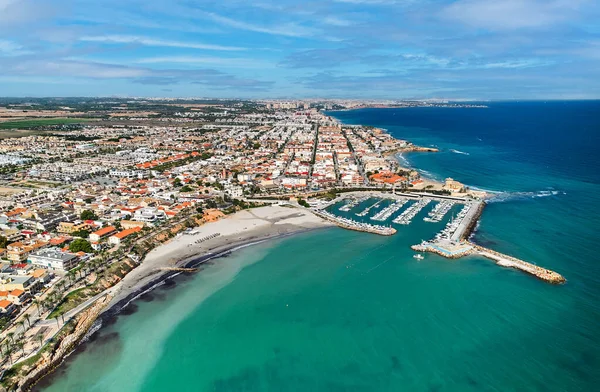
468,242 -> 566,284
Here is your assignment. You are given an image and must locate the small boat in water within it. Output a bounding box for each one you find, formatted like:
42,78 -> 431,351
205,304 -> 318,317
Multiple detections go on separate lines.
413,254 -> 424,260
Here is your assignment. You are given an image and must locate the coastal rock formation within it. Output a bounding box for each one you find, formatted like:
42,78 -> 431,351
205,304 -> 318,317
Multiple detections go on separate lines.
17,295 -> 113,392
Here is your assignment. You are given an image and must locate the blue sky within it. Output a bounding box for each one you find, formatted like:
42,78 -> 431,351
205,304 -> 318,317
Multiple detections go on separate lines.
0,0 -> 599,99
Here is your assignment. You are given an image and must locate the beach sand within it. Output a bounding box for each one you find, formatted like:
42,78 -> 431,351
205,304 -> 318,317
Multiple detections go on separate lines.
107,205 -> 332,308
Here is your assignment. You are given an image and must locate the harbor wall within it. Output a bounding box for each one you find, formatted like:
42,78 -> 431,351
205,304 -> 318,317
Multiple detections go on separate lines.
461,201 -> 486,240
468,242 -> 566,284
312,210 -> 396,236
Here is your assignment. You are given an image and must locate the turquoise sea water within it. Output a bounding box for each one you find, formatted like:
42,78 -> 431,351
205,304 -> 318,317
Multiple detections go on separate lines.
39,102 -> 600,391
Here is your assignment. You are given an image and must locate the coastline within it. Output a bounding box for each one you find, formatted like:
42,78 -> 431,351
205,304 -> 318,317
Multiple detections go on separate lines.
26,206 -> 333,391
106,205 -> 333,309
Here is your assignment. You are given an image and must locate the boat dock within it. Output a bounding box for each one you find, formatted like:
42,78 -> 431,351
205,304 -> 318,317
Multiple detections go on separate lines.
339,195 -> 368,212
356,199 -> 384,216
371,199 -> 407,221
393,198 -> 431,225
424,200 -> 455,223
313,209 -> 396,236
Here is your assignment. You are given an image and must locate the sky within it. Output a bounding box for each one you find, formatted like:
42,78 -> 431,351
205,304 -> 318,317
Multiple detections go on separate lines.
0,0 -> 599,100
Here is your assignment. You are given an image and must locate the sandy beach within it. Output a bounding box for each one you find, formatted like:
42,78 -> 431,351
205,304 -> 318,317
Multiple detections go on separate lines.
106,205 -> 333,309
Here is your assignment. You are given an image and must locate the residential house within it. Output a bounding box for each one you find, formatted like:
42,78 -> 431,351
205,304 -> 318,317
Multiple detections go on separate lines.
28,248 -> 79,271
108,227 -> 142,245
120,220 -> 145,230
0,300 -> 16,316
89,226 -> 117,242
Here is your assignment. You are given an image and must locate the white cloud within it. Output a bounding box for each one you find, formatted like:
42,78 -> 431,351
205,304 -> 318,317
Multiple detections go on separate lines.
0,0 -> 56,26
322,16 -> 353,26
0,39 -> 22,53
135,56 -> 274,69
480,59 -> 552,69
201,11 -> 317,38
80,35 -> 246,51
442,0 -> 588,30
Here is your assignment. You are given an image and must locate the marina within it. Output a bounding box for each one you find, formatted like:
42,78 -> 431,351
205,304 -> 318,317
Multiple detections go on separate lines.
392,198 -> 431,225
339,196 -> 368,212
313,209 -> 396,236
356,199 -> 384,217
433,203 -> 476,241
311,190 -> 564,284
370,198 -> 408,221
410,199 -> 564,284
320,191 -> 564,284
424,200 -> 455,222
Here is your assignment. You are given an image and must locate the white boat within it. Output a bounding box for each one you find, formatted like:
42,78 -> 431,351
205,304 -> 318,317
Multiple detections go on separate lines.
413,254 -> 424,260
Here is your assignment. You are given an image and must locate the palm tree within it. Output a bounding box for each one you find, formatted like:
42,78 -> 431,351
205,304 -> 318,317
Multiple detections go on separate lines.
32,299 -> 41,316
67,271 -> 76,286
43,299 -> 54,314
23,313 -> 32,329
7,332 -> 14,344
4,345 -> 12,365
16,320 -> 25,333
15,340 -> 25,358
36,333 -> 44,349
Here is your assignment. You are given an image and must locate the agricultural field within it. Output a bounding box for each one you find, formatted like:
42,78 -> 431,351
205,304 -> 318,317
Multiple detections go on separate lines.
0,117 -> 96,129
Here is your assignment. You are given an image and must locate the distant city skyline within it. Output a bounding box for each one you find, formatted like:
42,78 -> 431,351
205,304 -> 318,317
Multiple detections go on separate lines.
1,0 -> 599,99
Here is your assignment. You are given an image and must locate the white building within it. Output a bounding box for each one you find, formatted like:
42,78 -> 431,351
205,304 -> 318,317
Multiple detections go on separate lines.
28,248 -> 79,271
109,169 -> 149,179
133,208 -> 166,224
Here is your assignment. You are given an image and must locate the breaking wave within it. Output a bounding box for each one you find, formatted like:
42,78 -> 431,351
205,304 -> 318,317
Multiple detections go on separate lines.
395,153 -> 412,167
486,190 -> 565,203
450,149 -> 470,155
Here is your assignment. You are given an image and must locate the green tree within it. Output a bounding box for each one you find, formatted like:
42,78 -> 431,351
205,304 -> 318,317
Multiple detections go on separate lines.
80,210 -> 98,221
297,198 -> 310,208
36,333 -> 45,349
180,185 -> 193,192
71,229 -> 90,238
69,238 -> 93,253
0,235 -> 8,248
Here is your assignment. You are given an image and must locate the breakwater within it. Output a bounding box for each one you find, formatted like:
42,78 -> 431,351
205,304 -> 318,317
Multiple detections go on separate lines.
468,242 -> 566,284
412,240 -> 565,284
411,242 -> 474,259
461,201 -> 486,240
313,210 -> 396,236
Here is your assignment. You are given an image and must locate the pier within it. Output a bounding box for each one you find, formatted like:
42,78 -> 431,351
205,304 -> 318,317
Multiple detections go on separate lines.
356,199 -> 384,216
313,209 -> 396,236
393,198 -> 430,225
371,199 -> 407,221
339,195 -> 368,212
424,200 -> 455,223
156,267 -> 198,273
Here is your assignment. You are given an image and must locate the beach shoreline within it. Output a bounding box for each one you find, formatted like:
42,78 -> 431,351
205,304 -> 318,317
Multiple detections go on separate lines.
24,205 -> 333,391
106,205 -> 333,311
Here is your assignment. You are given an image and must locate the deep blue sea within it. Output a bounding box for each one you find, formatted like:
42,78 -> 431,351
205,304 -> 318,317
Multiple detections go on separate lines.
39,101 -> 600,392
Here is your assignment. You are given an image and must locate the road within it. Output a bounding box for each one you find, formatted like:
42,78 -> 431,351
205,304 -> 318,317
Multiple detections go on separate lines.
35,290 -> 112,327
